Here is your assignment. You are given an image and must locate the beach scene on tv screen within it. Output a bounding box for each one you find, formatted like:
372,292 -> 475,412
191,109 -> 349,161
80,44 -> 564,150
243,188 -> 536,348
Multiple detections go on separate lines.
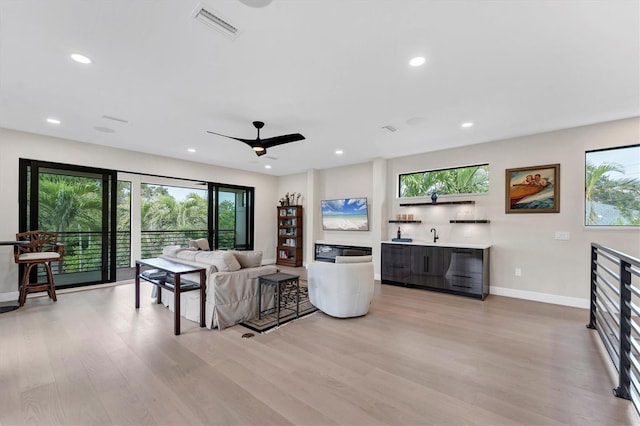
322,198 -> 369,231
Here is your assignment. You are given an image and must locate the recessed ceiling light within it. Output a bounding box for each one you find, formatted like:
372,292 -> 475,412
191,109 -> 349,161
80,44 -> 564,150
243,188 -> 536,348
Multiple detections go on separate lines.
335,150 -> 344,155
238,0 -> 273,7
409,56 -> 426,67
264,165 -> 272,169
461,122 -> 474,128
46,118 -> 61,125
70,53 -> 92,64
187,148 -> 196,153
406,117 -> 425,126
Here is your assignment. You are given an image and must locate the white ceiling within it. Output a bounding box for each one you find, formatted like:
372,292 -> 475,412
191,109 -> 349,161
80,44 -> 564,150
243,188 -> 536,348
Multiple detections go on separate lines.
1,0 -> 638,176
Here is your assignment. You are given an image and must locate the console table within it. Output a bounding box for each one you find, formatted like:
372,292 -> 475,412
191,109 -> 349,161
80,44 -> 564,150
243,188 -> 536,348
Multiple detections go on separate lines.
135,258 -> 206,335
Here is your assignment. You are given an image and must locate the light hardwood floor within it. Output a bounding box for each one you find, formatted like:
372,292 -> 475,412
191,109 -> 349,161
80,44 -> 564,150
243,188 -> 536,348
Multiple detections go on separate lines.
0,279 -> 637,425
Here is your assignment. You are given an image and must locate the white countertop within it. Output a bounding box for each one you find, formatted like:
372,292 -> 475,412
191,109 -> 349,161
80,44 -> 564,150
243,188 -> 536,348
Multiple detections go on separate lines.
382,240 -> 491,249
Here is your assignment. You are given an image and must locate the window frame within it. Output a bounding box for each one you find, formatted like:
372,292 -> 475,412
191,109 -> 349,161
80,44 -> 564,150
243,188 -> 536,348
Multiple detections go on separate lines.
584,144 -> 640,228
397,163 -> 490,199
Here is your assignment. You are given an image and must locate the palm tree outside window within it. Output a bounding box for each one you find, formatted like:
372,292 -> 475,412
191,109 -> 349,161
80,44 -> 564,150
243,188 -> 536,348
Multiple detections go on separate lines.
585,144 -> 640,226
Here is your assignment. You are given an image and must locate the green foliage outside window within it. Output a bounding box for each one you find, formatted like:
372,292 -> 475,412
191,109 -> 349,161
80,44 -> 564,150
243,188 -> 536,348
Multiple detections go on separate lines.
399,164 -> 489,198
38,174 -> 103,232
585,145 -> 640,226
36,173 -> 105,273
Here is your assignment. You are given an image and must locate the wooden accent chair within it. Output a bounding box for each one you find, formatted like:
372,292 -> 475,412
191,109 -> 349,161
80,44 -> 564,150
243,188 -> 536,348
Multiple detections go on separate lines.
14,230 -> 65,306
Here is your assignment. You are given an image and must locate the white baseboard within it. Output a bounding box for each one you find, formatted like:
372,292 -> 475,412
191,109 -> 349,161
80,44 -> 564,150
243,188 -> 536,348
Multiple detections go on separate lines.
0,291 -> 19,302
490,286 -> 589,309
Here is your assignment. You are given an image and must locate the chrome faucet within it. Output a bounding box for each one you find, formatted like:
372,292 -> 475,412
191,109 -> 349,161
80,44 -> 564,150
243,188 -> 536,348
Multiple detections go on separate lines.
430,228 -> 439,243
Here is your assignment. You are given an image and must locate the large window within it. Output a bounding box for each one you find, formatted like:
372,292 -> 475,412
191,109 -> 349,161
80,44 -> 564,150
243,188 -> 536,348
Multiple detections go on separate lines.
399,164 -> 489,198
140,183 -> 209,257
585,144 -> 640,226
135,181 -> 254,257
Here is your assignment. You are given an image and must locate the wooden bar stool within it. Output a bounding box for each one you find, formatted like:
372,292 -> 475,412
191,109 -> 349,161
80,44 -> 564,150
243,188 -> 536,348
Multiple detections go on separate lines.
14,231 -> 65,306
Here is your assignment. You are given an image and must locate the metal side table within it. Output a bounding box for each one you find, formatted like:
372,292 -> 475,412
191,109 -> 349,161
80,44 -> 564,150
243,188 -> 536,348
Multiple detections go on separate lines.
258,272 -> 300,327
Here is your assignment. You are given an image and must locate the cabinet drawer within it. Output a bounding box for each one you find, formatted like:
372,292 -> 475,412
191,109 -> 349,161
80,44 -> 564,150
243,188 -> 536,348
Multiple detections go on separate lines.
446,249 -> 483,273
383,264 -> 410,280
446,277 -> 482,294
444,271 -> 483,283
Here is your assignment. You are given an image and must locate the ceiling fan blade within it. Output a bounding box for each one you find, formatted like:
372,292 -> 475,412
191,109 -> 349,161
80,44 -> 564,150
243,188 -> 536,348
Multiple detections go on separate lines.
261,133 -> 306,149
206,131 -> 255,146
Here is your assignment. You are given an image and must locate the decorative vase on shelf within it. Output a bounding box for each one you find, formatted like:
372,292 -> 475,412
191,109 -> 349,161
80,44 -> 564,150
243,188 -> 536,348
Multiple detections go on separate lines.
431,192 -> 438,204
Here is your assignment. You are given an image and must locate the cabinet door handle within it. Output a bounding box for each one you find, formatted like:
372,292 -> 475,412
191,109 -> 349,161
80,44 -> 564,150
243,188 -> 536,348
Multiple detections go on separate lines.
425,256 -> 429,273
452,274 -> 472,279
452,284 -> 472,289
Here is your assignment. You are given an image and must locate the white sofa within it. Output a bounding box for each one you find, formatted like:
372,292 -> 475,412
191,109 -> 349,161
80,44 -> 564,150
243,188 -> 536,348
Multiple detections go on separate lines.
307,255 -> 374,318
157,246 -> 277,329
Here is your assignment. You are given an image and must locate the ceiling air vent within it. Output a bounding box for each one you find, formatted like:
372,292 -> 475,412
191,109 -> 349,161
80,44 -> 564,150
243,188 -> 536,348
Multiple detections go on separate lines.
193,4 -> 239,39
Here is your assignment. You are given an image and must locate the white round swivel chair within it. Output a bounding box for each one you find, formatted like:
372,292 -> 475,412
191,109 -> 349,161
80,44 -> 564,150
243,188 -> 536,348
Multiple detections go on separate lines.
307,255 -> 374,318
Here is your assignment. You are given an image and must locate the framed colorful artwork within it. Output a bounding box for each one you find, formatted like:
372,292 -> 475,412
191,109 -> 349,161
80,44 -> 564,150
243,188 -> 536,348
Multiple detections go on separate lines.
505,164 -> 560,213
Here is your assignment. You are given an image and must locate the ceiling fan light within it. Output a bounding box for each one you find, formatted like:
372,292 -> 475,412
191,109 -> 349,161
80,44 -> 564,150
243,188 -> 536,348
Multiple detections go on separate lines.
253,146 -> 265,152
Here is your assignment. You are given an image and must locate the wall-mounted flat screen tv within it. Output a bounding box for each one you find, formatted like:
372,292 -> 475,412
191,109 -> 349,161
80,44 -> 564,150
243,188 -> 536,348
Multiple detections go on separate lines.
321,197 -> 369,231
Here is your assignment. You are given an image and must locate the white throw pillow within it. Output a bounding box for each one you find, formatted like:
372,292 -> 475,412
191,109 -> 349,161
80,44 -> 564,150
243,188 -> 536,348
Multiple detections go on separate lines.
335,255 -> 372,264
230,250 -> 263,268
195,250 -> 241,272
162,245 -> 183,257
176,249 -> 198,262
188,238 -> 210,251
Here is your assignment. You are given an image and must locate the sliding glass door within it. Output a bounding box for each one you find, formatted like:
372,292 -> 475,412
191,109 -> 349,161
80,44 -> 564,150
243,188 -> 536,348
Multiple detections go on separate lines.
19,160 -> 117,287
217,186 -> 253,249
19,161 -> 255,286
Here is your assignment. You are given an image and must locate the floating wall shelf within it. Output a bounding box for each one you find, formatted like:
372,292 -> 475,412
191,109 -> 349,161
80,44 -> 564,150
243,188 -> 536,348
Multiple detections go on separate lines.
388,220 -> 422,224
399,201 -> 475,207
449,220 -> 490,224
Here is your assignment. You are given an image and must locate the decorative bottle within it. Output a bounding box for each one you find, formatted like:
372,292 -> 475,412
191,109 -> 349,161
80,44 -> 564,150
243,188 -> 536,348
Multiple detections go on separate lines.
397,227 -> 401,239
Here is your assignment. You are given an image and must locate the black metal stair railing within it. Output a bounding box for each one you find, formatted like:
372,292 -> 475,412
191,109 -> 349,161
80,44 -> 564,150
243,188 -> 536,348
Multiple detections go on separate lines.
588,243 -> 640,414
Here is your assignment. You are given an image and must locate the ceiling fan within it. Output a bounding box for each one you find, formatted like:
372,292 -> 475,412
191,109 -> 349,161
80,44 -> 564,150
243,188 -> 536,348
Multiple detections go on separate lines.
207,121 -> 305,157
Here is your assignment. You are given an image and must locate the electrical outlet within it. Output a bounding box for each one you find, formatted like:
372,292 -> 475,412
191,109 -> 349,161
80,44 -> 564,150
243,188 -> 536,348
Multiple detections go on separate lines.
515,268 -> 522,277
555,231 -> 570,240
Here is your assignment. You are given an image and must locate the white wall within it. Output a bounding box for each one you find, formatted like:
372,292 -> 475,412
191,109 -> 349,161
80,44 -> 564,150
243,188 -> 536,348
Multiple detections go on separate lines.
277,172 -> 307,263
284,118 -> 640,308
0,128 -> 279,299
388,118 -> 640,306
278,162 -> 376,266
317,162 -> 374,245
2,118 -> 638,307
